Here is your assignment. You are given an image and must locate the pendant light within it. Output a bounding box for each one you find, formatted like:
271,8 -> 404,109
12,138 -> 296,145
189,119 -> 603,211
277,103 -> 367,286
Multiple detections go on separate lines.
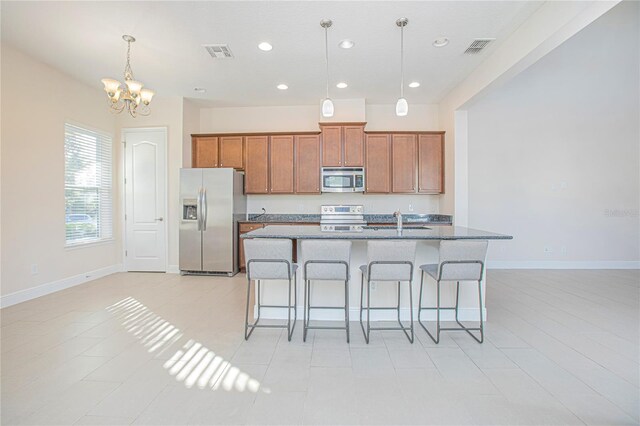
320,19 -> 334,118
395,18 -> 409,117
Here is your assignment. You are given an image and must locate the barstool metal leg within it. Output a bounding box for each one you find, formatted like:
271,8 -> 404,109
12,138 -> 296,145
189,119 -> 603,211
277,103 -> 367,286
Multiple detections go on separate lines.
257,280 -> 261,318
244,277 -> 252,340
303,279 -> 308,341
452,280 -> 483,344
436,280 -> 441,343
394,281 -> 414,343
287,274 -> 297,341
477,279 -> 484,343
287,276 -> 292,341
418,272 -> 441,344
359,273 -> 369,343
345,279 -> 350,343
408,279 -> 414,343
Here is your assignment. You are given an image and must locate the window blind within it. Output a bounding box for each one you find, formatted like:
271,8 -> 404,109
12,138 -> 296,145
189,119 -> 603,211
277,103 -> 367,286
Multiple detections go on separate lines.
64,123 -> 113,246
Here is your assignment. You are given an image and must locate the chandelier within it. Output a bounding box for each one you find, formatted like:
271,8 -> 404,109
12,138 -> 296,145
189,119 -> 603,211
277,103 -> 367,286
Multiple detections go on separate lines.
101,35 -> 154,117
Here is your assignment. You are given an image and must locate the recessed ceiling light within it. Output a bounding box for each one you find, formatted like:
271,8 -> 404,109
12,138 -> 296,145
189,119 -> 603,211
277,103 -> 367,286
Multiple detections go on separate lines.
258,42 -> 273,51
433,37 -> 449,47
277,84 -> 288,90
338,39 -> 355,49
336,82 -> 348,89
408,82 -> 420,88
194,87 -> 207,93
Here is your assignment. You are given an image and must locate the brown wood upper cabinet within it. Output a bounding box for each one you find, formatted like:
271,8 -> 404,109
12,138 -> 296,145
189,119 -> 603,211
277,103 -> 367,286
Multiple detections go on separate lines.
418,134 -> 444,194
365,134 -> 391,193
192,136 -> 219,168
192,135 -> 244,169
391,134 -> 417,193
269,135 -> 295,194
244,136 -> 269,194
219,136 -> 244,169
320,123 -> 365,167
295,135 -> 320,194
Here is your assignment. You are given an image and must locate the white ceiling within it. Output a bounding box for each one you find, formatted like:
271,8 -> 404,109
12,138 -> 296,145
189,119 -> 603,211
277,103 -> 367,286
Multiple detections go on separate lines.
1,1 -> 543,107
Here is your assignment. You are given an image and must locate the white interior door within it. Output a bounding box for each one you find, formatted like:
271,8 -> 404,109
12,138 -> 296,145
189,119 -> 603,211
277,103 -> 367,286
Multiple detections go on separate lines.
124,128 -> 167,271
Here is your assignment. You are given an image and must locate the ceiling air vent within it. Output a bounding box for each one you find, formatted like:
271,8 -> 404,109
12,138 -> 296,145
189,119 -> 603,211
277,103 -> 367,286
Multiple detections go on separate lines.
203,44 -> 234,59
464,38 -> 495,54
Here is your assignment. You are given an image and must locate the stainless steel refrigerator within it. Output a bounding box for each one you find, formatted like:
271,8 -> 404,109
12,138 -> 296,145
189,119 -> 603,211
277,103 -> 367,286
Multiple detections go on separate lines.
179,168 -> 246,276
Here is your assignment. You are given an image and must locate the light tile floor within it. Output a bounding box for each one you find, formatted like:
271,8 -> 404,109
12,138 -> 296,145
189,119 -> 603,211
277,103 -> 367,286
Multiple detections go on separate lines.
1,270 -> 638,425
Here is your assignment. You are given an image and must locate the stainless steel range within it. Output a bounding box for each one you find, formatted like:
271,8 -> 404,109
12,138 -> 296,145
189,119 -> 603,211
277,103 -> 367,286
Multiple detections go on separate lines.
320,205 -> 366,232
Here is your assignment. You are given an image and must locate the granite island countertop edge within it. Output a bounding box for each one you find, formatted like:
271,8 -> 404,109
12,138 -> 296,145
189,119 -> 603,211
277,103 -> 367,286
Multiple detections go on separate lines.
240,225 -> 513,240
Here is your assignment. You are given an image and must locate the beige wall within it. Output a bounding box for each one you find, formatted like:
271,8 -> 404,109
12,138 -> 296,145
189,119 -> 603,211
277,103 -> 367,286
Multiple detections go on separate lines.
116,97 -> 184,271
199,101 -> 442,214
437,1 -> 620,221
1,44 -> 118,298
182,99 -> 201,168
466,1 -> 639,266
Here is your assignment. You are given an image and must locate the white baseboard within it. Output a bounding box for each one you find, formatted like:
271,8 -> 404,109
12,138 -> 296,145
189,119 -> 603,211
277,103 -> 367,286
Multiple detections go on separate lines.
0,264 -> 122,309
167,264 -> 180,274
254,306 -> 486,322
487,260 -> 640,269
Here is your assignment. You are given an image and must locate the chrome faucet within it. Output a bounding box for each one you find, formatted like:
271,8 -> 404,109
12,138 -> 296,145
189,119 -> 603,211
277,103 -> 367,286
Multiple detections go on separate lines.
394,210 -> 403,232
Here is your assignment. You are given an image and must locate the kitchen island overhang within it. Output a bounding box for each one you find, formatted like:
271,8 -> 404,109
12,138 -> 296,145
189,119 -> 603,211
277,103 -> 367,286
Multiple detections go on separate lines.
241,225 -> 512,323
241,225 -> 513,241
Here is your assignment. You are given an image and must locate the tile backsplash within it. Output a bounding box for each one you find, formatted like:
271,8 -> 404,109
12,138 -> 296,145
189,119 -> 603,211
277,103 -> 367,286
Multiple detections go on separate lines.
247,193 -> 440,215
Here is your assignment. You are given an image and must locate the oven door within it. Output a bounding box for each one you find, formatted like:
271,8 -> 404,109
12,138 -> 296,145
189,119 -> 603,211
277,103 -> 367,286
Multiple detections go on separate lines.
322,173 -> 355,192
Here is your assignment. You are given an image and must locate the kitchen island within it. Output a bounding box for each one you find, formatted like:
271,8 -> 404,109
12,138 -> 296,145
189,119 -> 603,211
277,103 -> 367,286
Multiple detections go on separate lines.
241,225 -> 512,323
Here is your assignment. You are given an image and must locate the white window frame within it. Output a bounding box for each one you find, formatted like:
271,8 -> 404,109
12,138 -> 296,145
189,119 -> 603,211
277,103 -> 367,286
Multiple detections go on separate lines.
64,122 -> 114,247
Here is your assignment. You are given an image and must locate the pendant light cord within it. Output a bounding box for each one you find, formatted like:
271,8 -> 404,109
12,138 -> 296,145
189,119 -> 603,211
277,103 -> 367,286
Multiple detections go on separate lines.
325,26 -> 330,99
400,24 -> 404,99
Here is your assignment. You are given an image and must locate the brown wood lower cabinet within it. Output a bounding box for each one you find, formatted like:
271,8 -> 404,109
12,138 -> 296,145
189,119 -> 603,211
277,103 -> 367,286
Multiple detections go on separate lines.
238,223 -> 264,272
238,222 -> 317,272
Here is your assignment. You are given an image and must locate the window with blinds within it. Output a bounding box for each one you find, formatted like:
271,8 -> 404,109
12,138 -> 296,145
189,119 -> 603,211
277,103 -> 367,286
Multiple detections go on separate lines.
64,123 -> 113,246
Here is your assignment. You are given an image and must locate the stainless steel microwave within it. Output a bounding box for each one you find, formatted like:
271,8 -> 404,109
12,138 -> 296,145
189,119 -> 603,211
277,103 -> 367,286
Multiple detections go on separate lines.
321,167 -> 365,193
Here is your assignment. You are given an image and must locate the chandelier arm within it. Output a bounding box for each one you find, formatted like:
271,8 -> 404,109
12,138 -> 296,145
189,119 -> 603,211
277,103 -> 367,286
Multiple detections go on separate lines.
109,100 -> 125,114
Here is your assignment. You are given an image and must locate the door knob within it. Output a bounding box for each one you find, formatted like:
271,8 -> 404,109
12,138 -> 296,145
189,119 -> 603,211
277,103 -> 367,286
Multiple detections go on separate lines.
155,217 -> 164,221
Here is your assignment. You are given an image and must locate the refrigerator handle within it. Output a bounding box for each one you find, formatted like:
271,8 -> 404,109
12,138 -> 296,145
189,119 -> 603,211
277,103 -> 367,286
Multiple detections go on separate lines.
202,188 -> 208,230
197,188 -> 203,231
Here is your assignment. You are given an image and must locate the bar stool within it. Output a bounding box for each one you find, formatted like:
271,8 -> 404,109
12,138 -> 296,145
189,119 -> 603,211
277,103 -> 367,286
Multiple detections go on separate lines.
301,240 -> 352,343
418,240 -> 488,344
243,239 -> 297,341
359,241 -> 416,344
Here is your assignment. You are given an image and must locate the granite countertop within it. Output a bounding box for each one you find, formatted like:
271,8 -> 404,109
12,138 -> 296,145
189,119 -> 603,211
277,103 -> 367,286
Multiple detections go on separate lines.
244,213 -> 453,225
241,225 -> 512,240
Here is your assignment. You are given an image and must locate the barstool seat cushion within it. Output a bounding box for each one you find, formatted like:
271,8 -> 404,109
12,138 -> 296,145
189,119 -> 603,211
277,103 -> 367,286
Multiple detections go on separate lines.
244,238 -> 296,280
426,240 -> 489,281
419,263 -> 439,279
301,240 -> 351,281
361,241 -> 416,281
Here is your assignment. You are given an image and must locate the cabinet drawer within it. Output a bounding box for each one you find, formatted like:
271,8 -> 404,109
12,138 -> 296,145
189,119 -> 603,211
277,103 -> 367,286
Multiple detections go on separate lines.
239,223 -> 264,233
